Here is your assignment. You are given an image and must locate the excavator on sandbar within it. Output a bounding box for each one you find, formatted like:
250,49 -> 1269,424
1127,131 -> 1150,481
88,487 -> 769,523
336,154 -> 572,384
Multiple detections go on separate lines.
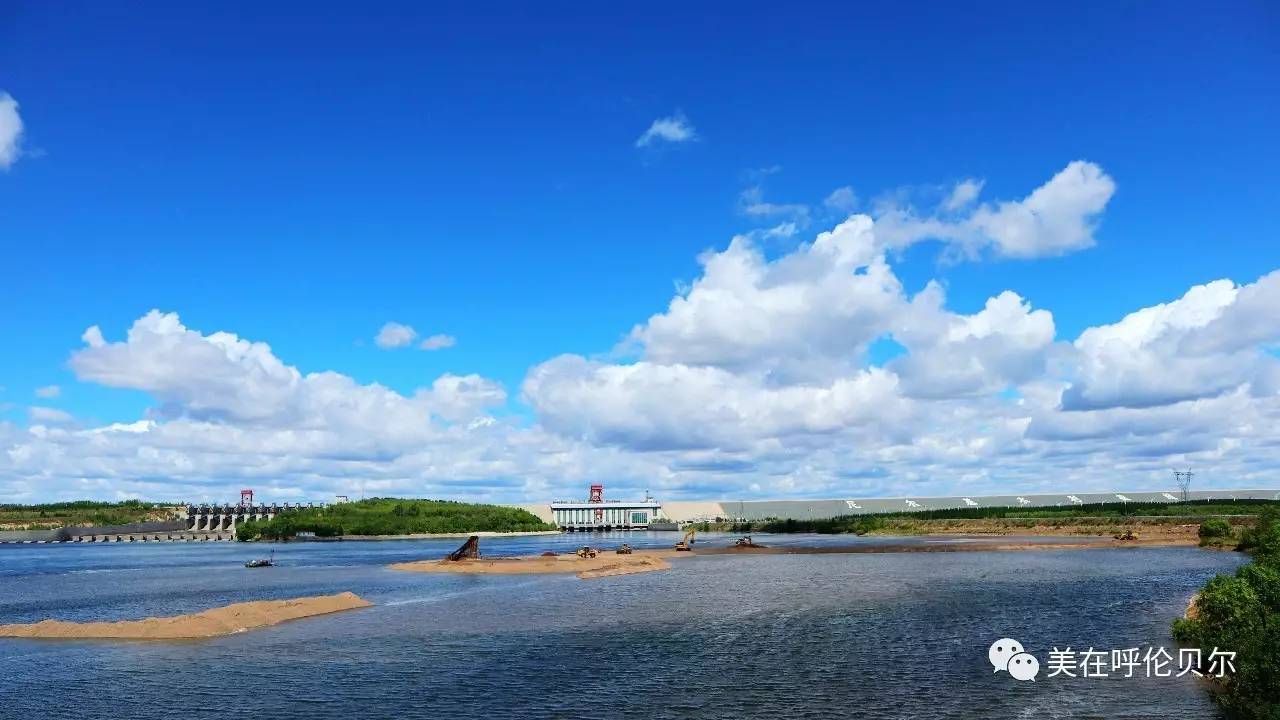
576,546 -> 598,558
674,528 -> 696,551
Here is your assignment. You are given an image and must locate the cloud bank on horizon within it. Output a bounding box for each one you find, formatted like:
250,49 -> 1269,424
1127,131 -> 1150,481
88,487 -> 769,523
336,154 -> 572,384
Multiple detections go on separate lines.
4,160 -> 1279,504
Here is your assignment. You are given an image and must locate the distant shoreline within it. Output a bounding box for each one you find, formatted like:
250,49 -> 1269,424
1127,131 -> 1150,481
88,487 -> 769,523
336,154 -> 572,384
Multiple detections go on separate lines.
332,530 -> 562,542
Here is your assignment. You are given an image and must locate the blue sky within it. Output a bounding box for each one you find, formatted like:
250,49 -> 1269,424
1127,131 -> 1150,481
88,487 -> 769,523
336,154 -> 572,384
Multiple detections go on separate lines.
1,2 -> 1278,503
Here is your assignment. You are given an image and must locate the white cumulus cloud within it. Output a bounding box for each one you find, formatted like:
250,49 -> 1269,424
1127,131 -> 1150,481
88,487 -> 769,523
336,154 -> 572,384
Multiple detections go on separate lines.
628,215 -> 896,381
635,111 -> 696,148
525,355 -> 906,452
1063,272 -> 1280,411
525,210 -> 1065,455
69,311 -> 504,431
942,179 -> 984,211
419,334 -> 456,351
875,161 -> 1116,259
824,186 -> 858,213
375,321 -> 417,349
969,161 -> 1115,257
889,287 -> 1057,399
0,92 -> 23,170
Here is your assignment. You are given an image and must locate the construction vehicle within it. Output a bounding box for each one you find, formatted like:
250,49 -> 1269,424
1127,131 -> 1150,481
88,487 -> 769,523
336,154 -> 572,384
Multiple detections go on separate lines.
244,550 -> 275,568
734,536 -> 765,549
576,546 -> 598,558
615,543 -> 633,554
674,528 -> 696,551
446,535 -> 480,561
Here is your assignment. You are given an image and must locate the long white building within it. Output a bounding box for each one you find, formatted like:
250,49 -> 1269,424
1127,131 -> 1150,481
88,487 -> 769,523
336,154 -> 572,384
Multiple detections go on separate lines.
549,485 -> 666,531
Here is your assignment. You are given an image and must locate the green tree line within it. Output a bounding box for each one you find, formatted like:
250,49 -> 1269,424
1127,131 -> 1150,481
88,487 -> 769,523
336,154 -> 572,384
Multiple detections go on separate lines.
757,516 -> 900,535
0,499 -> 172,528
1173,508 -> 1280,718
235,498 -> 555,540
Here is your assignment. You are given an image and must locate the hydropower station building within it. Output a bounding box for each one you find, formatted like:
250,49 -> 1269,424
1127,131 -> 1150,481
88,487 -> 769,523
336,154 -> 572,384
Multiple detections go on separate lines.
549,485 -> 667,531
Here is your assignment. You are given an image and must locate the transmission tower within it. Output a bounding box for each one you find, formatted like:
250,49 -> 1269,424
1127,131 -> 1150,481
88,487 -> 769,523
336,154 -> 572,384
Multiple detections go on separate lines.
1174,470 -> 1194,503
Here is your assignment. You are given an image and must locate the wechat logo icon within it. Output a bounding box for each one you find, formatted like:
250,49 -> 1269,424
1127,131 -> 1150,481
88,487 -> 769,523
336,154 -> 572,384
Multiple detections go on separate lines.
990,638 -> 1039,682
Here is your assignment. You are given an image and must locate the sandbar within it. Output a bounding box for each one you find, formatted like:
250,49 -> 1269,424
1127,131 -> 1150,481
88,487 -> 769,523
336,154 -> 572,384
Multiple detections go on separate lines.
390,551 -> 679,580
0,591 -> 371,640
388,532 -> 1206,581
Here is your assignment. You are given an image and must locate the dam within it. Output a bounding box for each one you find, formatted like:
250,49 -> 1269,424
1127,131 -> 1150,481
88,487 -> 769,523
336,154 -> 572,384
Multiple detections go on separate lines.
183,502 -> 320,533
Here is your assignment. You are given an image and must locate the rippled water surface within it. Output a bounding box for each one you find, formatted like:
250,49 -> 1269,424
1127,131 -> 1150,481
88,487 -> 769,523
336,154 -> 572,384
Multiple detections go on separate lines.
0,533 -> 1247,719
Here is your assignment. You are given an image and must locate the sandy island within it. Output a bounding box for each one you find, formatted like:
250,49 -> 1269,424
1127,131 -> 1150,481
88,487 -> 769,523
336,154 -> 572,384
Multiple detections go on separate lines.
389,532 -> 1198,581
0,592 -> 372,640
391,550 -> 680,579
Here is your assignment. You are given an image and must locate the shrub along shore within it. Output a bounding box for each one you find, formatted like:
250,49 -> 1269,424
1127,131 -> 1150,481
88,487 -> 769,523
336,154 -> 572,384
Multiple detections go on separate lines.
1174,508 -> 1280,719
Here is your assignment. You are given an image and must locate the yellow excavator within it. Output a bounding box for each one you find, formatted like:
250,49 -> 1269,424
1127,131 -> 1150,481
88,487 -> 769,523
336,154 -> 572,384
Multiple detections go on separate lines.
674,527 -> 696,551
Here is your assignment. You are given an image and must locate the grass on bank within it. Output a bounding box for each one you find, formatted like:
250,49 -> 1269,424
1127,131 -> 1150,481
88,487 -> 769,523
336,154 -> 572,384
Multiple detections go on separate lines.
1174,509 -> 1280,719
235,498 -> 555,540
0,500 -> 175,530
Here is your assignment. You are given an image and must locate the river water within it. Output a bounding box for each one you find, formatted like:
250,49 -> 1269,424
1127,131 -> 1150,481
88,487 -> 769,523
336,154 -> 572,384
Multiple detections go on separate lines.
0,533 -> 1247,719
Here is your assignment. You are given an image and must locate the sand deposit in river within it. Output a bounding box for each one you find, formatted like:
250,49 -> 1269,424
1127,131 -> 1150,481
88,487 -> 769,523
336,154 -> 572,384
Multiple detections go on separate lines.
0,591 -> 372,640
389,532 -> 1199,582
390,551 -> 678,579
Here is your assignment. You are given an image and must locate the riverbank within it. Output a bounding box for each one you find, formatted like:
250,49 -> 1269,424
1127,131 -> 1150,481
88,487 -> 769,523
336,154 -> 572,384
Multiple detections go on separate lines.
698,534 -> 1194,552
0,592 -> 371,640
1171,507 -> 1280,716
744,508 -> 1268,541
893,517 -> 1205,543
